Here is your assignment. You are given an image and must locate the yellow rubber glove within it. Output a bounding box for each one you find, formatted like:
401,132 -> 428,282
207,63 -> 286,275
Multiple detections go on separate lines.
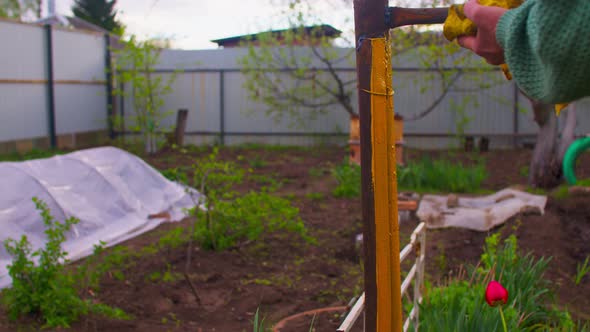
443,0 -> 523,81
443,0 -> 568,115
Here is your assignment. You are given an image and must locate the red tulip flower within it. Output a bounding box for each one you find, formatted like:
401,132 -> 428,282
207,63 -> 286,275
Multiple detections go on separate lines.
485,280 -> 509,307
485,280 -> 509,332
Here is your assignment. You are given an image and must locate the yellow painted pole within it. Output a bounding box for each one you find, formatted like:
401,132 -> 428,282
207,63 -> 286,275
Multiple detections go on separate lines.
353,2 -> 448,330
369,36 -> 402,332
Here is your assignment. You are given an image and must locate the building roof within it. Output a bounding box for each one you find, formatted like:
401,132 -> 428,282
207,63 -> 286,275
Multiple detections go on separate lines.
211,24 -> 342,47
35,14 -> 109,34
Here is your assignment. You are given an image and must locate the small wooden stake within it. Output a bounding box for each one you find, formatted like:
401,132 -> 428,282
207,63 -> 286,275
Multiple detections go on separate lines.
174,109 -> 189,146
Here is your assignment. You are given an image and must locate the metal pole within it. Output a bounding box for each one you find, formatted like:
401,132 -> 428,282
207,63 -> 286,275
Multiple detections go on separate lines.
354,4 -> 449,331
119,81 -> 125,135
219,71 -> 225,145
386,7 -> 449,28
44,24 -> 57,149
354,0 -> 402,331
105,34 -> 115,139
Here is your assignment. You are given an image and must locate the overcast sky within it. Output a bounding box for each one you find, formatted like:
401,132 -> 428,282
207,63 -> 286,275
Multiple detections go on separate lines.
49,0 -> 353,49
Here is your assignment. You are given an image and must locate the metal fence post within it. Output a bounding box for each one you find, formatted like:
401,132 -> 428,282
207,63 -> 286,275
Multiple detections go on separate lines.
105,34 -> 115,140
219,70 -> 225,145
44,24 -> 57,148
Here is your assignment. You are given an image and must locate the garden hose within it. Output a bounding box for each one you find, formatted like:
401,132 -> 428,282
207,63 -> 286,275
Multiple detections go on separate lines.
563,137 -> 590,185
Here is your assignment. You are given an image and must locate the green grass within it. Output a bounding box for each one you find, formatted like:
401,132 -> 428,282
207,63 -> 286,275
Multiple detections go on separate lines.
552,178 -> 590,200
398,157 -> 487,193
228,143 -> 309,152
331,156 -> 487,197
305,192 -> 325,201
575,256 -> 590,285
0,148 -> 66,162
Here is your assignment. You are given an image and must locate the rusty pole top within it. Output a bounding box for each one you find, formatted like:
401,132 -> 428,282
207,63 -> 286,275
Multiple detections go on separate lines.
387,7 -> 449,28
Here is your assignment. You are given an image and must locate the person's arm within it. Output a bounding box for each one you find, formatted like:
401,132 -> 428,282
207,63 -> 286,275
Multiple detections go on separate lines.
459,0 -> 590,104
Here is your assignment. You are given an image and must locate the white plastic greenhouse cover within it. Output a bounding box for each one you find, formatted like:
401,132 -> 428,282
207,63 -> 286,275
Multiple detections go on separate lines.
0,146 -> 201,289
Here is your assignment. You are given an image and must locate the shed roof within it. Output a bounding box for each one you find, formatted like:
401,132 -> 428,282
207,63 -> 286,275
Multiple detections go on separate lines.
211,24 -> 342,47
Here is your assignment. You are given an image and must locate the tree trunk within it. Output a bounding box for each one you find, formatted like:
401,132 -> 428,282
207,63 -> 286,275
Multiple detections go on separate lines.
528,101 -> 577,188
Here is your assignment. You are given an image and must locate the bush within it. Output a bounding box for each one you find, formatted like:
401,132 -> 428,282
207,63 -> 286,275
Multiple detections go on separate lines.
2,198 -> 127,328
188,149 -> 314,251
415,234 -> 586,331
193,192 -> 313,250
332,159 -> 361,198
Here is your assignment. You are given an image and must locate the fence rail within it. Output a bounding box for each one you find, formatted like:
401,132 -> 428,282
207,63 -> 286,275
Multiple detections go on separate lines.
337,222 -> 426,332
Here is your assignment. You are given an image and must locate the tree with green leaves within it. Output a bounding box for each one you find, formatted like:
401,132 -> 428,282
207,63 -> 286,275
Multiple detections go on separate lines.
241,0 -> 576,189
239,0 -> 497,126
112,36 -> 176,154
71,0 -> 121,33
0,0 -> 42,21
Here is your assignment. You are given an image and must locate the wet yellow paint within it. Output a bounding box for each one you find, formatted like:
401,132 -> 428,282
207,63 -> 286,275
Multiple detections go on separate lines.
370,36 -> 402,332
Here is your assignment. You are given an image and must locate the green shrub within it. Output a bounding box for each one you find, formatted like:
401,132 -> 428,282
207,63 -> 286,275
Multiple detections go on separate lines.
2,198 -> 127,328
189,149 -> 314,251
161,167 -> 189,184
193,192 -> 313,250
398,157 -> 487,193
416,233 -> 584,331
332,159 -> 361,198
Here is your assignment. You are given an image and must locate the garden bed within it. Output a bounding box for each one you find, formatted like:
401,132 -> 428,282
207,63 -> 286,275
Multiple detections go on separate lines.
1,145 -> 589,331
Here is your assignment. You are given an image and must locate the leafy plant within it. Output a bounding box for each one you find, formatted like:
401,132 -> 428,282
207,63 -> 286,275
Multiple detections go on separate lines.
252,307 -> 266,332
193,191 -> 312,251
248,174 -> 283,192
112,35 -> 177,154
2,198 -> 127,328
248,155 -> 268,169
332,159 -> 361,198
161,167 -> 189,184
308,165 -> 326,178
574,256 -> 590,285
519,165 -> 529,178
305,192 -> 324,201
415,233 -> 582,331
188,149 -> 314,251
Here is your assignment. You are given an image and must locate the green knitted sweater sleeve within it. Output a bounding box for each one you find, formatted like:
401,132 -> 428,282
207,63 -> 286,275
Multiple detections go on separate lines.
495,0 -> 590,104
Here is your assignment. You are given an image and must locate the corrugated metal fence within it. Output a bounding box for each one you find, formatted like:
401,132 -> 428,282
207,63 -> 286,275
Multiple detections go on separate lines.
2,18 -> 590,151
124,48 -> 590,149
0,18 -> 109,152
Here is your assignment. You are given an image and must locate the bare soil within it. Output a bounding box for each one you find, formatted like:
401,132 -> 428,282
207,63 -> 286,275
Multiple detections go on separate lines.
1,146 -> 589,331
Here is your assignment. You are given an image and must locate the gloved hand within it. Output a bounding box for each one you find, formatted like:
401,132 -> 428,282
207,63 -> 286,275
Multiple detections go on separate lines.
444,0 -> 568,115
444,0 -> 520,78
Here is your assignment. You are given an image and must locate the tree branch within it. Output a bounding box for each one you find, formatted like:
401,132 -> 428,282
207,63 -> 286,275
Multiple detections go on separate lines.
403,70 -> 463,121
